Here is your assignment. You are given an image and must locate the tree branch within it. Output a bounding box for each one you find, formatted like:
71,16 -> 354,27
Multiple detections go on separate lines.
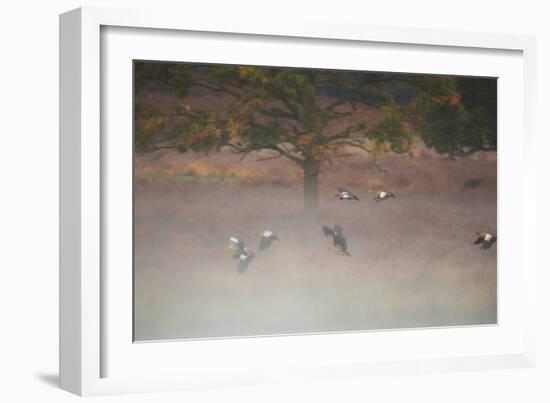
329,140 -> 389,174
157,111 -> 202,118
256,152 -> 285,162
331,140 -> 374,154
269,144 -> 305,164
192,80 -> 243,99
224,141 -> 304,164
329,125 -> 365,140
255,107 -> 296,120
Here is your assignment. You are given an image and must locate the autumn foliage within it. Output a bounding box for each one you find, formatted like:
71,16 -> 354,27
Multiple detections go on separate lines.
134,62 -> 496,214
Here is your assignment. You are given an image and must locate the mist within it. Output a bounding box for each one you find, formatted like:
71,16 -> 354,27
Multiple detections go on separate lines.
133,146 -> 496,341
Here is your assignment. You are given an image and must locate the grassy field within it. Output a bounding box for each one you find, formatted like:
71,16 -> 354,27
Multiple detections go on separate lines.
133,147 -> 497,341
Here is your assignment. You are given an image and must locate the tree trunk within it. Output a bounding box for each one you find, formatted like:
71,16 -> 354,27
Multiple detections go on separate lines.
302,160 -> 320,218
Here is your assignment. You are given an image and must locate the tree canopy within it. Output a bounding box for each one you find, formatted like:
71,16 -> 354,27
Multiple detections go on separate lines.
134,61 -> 496,213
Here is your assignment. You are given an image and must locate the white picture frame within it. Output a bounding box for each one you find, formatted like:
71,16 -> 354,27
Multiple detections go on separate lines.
60,6 -> 537,396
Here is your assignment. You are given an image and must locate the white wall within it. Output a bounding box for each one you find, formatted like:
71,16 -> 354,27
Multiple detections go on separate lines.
0,0 -> 548,401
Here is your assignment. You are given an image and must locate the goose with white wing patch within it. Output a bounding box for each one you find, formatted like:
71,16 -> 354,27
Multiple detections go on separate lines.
322,224 -> 350,255
370,190 -> 395,202
237,248 -> 255,273
334,187 -> 359,201
258,230 -> 280,252
226,236 -> 245,258
473,231 -> 497,249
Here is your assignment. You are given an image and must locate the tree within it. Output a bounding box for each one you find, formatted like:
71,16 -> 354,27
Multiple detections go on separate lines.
134,62 -> 496,216
411,77 -> 497,156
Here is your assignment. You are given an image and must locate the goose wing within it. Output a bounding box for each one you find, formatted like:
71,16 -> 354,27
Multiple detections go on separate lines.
322,225 -> 335,237
337,235 -> 348,252
339,189 -> 359,200
473,234 -> 484,245
237,252 -> 255,273
333,234 -> 350,255
259,236 -> 273,251
482,236 -> 497,249
227,237 -> 245,257
334,232 -> 342,247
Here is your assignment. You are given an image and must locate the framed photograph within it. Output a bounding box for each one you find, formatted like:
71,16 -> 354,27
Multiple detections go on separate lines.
60,6 -> 537,396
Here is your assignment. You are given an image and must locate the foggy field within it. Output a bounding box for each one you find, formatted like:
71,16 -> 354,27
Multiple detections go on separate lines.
133,148 -> 497,341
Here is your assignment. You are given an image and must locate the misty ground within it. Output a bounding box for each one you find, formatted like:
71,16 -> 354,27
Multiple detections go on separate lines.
133,146 -> 497,341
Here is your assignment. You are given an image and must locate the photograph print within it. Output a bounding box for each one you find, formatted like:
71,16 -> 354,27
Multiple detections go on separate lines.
133,61 -> 497,341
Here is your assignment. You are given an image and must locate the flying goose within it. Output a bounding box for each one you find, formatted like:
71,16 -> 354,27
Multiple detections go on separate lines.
370,190 -> 395,202
473,231 -> 497,249
259,230 -> 280,252
322,224 -> 350,255
334,187 -> 359,201
237,248 -> 255,273
226,236 -> 245,258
